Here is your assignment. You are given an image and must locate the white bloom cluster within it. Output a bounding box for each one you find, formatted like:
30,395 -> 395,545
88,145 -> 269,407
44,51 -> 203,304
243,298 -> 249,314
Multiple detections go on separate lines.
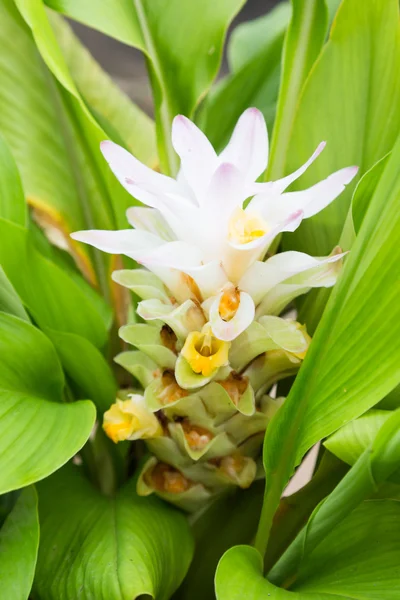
72,109 -> 357,510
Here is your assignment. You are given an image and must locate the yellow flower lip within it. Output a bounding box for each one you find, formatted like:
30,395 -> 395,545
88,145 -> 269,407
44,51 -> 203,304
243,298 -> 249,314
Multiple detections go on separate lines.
181,325 -> 230,377
228,207 -> 268,246
103,395 -> 162,443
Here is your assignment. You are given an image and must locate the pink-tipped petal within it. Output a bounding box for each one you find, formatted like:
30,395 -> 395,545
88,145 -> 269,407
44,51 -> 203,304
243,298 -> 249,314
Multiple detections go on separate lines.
219,108 -> 268,182
250,142 -> 326,201
205,162 -> 244,218
281,165 -> 359,218
171,115 -> 218,201
273,141 -> 326,193
100,140 -> 180,201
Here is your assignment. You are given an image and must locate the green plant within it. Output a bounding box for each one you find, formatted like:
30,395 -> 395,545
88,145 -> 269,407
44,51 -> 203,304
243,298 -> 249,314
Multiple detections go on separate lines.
0,0 -> 400,598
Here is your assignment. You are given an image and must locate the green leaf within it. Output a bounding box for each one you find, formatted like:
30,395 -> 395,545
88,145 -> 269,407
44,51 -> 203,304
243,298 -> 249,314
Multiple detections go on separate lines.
0,487 -> 39,600
0,312 -> 95,493
34,465 -> 194,600
269,409 -> 400,585
199,3 -> 290,152
283,0 -> 400,256
46,329 -> 117,413
45,0 -> 145,47
0,218 -> 109,347
0,0 -> 135,294
352,153 -> 390,235
298,153 -> 390,332
324,410 -> 391,465
378,384 -> 400,410
0,134 -> 27,226
291,500 -> 400,597
49,13 -> 157,167
0,266 -> 29,321
228,3 -> 291,72
267,0 -> 328,180
43,0 -> 245,174
0,0 -> 110,234
217,501 -> 400,599
256,124 -> 400,555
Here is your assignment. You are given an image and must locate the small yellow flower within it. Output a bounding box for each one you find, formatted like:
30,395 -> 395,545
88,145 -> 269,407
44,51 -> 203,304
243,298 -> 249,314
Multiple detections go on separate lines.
103,394 -> 162,443
181,325 -> 230,377
228,207 -> 267,245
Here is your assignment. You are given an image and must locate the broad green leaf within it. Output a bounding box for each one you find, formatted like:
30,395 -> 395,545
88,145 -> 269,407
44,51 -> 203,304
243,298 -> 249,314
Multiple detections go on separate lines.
0,487 -> 39,600
45,0 -> 145,47
0,313 -> 95,492
324,410 -> 391,465
217,501 -> 400,599
49,13 -> 157,167
267,0 -> 328,180
291,500 -> 400,597
264,451 -> 348,571
46,329 -> 117,413
0,0 -> 109,280
298,153 -> 390,333
378,384 -> 400,410
199,4 -> 290,152
0,218 -> 109,347
283,0 -> 400,256
270,409 -> 400,585
0,266 -> 29,321
255,126 -> 400,555
34,465 -> 194,600
43,0 -> 245,173
0,0 -> 136,294
351,153 -> 390,235
0,134 -> 27,226
15,0 -> 137,231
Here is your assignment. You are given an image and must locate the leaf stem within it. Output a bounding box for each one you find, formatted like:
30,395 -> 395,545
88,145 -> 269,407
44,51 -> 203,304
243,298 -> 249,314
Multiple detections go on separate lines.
133,0 -> 179,176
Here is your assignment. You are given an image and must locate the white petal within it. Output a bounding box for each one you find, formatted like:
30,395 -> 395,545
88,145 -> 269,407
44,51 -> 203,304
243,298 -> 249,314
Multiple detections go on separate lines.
137,298 -> 205,340
126,207 -> 176,241
279,165 -> 358,218
70,228 -> 162,257
249,142 -> 326,202
136,241 -> 203,270
240,249 -> 346,305
137,247 -> 227,303
219,108 -> 269,182
209,291 -> 255,341
101,140 -> 180,197
182,261 -> 229,300
171,115 -> 218,201
101,141 -> 197,231
203,163 -> 245,251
